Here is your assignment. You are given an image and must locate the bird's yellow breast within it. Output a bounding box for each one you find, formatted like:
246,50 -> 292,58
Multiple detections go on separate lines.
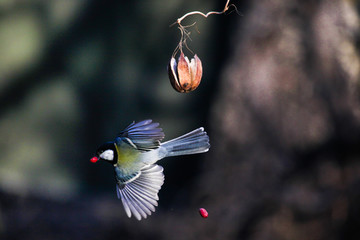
114,144 -> 140,170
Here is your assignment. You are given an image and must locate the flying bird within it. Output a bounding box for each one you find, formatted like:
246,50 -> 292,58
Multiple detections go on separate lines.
91,119 -> 210,220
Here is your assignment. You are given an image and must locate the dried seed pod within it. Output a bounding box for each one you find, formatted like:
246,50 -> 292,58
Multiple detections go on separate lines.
168,53 -> 203,93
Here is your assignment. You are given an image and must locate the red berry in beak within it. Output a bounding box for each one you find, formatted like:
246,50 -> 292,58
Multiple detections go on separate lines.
90,156 -> 99,163
199,208 -> 208,218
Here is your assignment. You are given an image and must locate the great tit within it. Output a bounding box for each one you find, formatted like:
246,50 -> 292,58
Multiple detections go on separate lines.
91,119 -> 210,220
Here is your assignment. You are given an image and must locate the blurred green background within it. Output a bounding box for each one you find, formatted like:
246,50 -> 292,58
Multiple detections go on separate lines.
1,0 -> 360,239
0,0 -> 222,198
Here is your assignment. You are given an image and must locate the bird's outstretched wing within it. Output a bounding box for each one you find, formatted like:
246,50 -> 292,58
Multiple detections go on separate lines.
114,164 -> 165,220
117,119 -> 165,151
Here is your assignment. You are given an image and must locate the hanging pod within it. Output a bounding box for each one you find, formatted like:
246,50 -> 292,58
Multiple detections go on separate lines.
168,53 -> 203,93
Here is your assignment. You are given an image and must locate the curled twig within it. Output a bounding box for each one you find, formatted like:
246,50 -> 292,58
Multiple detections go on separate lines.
175,0 -> 232,25
171,0 -> 238,55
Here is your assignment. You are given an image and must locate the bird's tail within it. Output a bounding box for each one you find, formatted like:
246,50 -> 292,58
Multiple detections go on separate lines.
161,127 -> 210,157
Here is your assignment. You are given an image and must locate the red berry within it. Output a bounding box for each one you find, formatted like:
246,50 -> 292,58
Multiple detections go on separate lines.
199,208 -> 208,218
90,156 -> 99,163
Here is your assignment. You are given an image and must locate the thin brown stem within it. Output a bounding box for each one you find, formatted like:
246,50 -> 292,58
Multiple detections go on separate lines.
175,0 -> 231,25
171,0 -> 236,56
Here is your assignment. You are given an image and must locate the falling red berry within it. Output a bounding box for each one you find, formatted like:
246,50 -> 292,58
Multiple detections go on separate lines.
90,156 -> 99,163
199,208 -> 208,218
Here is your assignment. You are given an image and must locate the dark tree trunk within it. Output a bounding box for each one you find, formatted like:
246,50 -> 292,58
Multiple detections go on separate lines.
189,0 -> 360,239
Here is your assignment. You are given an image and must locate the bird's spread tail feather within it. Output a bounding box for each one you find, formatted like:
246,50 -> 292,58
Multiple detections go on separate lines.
161,127 -> 210,157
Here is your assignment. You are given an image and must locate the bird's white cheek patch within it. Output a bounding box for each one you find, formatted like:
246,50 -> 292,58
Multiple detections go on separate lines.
100,150 -> 114,161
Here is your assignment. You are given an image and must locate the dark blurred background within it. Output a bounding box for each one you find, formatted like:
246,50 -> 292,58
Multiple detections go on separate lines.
0,0 -> 360,239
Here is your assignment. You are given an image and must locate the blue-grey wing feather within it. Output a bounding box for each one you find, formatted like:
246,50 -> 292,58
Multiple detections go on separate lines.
118,119 -> 165,151
114,164 -> 164,220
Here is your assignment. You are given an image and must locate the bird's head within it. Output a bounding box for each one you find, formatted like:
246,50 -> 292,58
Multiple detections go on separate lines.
91,142 -> 117,164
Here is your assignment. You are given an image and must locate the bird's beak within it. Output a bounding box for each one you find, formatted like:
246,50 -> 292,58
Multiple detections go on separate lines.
90,156 -> 99,163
